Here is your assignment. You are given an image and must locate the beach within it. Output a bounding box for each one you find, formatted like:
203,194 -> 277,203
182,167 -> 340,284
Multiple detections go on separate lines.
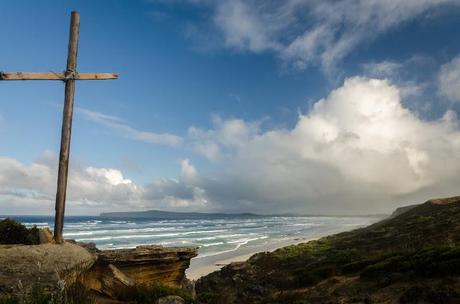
186,236 -> 312,279
186,220 -> 382,280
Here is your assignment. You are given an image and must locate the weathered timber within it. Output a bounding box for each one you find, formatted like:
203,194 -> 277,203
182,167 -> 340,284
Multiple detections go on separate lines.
0,72 -> 118,80
53,11 -> 80,244
0,11 -> 118,243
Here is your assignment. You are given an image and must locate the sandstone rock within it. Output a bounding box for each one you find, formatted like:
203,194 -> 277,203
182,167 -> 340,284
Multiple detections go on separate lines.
38,228 -> 53,244
94,245 -> 198,287
85,264 -> 135,298
83,245 -> 198,298
157,295 -> 185,304
0,243 -> 95,295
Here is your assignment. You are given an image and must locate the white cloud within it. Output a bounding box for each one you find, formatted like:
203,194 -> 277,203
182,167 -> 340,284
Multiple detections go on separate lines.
183,77 -> 460,213
182,0 -> 458,72
439,54 -> 460,103
2,77 -> 460,215
0,153 -> 141,214
180,159 -> 198,182
78,108 -> 182,147
0,153 -> 207,214
214,0 -> 280,52
85,167 -> 133,186
361,61 -> 404,79
188,116 -> 261,161
360,56 -> 435,102
143,159 -> 207,209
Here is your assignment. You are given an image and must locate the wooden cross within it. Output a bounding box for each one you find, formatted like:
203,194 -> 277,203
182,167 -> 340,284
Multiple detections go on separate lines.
0,11 -> 118,243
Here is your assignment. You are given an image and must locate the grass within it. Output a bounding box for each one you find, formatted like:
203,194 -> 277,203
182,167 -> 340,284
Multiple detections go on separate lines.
0,279 -> 196,304
195,198 -> 460,303
0,283 -> 95,304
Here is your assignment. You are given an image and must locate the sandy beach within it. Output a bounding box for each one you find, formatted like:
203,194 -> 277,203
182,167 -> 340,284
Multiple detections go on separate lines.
186,236 -> 310,280
186,219 -> 385,280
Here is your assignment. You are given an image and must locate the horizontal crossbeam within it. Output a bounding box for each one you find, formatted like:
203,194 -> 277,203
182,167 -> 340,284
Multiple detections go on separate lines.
0,72 -> 118,81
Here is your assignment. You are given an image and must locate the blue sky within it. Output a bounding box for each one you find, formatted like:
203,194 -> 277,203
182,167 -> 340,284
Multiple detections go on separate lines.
1,0 -> 460,215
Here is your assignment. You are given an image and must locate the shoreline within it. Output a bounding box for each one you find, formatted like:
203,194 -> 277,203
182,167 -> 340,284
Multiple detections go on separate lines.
186,236 -> 311,280
186,219 -> 384,280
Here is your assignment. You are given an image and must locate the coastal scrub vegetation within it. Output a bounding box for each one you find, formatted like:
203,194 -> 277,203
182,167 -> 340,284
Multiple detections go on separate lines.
0,282 -> 95,304
0,282 -> 197,304
115,283 -> 196,303
196,197 -> 460,303
0,218 -> 39,245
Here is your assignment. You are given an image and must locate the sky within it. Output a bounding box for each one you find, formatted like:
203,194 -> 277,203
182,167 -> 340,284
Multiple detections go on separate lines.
1,0 -> 460,215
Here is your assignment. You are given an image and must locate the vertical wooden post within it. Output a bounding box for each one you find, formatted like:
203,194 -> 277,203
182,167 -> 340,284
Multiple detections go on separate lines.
54,11 -> 80,244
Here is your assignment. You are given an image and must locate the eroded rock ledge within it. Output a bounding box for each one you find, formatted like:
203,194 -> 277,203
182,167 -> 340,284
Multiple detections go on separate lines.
84,245 -> 198,297
0,237 -> 198,301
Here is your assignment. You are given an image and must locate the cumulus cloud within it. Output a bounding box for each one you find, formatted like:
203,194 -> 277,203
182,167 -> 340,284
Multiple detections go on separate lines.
0,153 -> 207,214
180,0 -> 459,71
0,152 -> 141,214
188,116 -> 261,161
439,54 -> 460,103
185,77 -> 460,213
142,159 -> 207,208
2,77 -> 460,215
360,56 -> 437,103
78,108 -> 182,147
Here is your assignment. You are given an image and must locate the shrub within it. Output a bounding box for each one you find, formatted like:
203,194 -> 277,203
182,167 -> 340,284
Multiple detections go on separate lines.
360,247 -> 460,280
399,286 -> 460,304
0,218 -> 40,245
116,283 -> 196,304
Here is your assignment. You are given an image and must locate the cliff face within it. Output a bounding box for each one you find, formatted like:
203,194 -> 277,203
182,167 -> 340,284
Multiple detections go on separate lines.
196,195 -> 460,304
83,245 -> 198,298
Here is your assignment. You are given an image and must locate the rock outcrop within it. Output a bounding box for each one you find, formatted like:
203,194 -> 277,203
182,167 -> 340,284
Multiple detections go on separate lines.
0,231 -> 198,302
87,264 -> 135,298
0,243 -> 95,296
84,245 -> 198,298
38,228 -> 53,244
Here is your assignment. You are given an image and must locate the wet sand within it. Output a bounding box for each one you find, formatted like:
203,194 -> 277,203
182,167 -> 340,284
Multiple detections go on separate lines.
186,236 -> 312,280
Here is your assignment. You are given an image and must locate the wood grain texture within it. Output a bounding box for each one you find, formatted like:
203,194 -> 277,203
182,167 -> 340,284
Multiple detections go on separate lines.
0,72 -> 118,80
54,11 -> 80,244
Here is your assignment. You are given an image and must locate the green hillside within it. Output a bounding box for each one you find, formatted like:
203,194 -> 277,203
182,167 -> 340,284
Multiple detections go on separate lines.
196,196 -> 460,304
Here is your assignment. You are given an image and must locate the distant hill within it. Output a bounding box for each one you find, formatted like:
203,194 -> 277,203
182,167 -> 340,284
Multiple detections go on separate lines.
196,195 -> 460,304
100,210 -> 260,219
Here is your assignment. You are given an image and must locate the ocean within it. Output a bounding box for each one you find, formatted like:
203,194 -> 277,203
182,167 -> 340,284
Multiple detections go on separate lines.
7,215 -> 379,259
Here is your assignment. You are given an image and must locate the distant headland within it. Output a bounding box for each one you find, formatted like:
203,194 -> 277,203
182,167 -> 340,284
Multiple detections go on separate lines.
99,210 -> 261,219
100,210 -> 386,219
